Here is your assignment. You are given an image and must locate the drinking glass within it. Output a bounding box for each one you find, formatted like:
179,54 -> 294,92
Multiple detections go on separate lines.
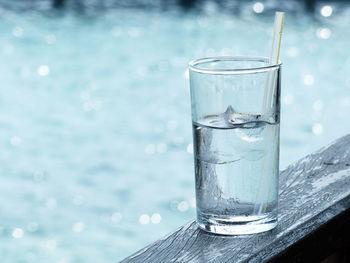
189,56 -> 281,235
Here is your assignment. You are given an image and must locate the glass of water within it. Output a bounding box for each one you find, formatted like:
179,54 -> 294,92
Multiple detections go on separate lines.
189,56 -> 281,235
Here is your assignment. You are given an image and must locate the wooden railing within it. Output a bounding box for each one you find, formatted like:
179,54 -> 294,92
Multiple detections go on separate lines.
122,134 -> 350,262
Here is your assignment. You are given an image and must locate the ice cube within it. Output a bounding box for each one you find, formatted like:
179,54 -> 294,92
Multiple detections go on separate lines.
223,105 -> 235,120
235,127 -> 265,143
223,105 -> 263,126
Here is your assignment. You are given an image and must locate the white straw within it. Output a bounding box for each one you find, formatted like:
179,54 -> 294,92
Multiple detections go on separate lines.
254,11 -> 285,215
262,11 -> 285,114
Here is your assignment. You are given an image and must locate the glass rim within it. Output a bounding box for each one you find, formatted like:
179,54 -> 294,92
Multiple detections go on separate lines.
189,56 -> 282,75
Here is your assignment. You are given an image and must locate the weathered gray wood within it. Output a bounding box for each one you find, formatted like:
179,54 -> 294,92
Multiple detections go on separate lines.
122,134 -> 350,263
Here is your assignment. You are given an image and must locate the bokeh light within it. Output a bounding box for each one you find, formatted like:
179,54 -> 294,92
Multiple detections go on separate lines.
316,28 -> 332,39
12,228 -> 24,239
72,222 -> 85,233
151,213 -> 162,224
320,5 -> 333,17
253,2 -> 264,13
303,74 -> 315,86
312,123 -> 324,135
37,65 -> 50,76
139,214 -> 150,225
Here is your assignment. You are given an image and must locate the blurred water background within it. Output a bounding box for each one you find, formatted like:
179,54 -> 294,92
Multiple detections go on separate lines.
0,0 -> 350,262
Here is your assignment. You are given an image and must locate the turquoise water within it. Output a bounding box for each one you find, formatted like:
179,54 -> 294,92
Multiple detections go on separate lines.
1,2 -> 350,262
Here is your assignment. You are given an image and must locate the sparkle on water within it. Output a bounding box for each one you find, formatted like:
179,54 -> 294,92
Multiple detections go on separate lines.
111,212 -> 122,223
177,201 -> 189,212
1,1 -> 350,262
10,136 -> 21,146
312,123 -> 324,135
12,228 -> 24,239
253,2 -> 264,14
72,222 -> 85,233
320,5 -> 333,17
313,100 -> 324,112
316,27 -> 332,39
37,65 -> 50,76
282,93 -> 294,105
303,74 -> 315,86
27,222 -> 39,232
139,214 -> 150,225
151,213 -> 162,224
12,27 -> 23,37
286,46 -> 299,57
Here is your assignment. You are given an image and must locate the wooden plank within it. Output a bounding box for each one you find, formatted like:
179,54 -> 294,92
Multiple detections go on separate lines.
121,134 -> 350,263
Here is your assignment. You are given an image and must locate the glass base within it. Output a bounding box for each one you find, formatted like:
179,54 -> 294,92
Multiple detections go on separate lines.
197,213 -> 277,235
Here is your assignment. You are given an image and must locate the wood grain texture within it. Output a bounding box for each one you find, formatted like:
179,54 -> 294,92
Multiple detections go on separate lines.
122,134 -> 350,263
